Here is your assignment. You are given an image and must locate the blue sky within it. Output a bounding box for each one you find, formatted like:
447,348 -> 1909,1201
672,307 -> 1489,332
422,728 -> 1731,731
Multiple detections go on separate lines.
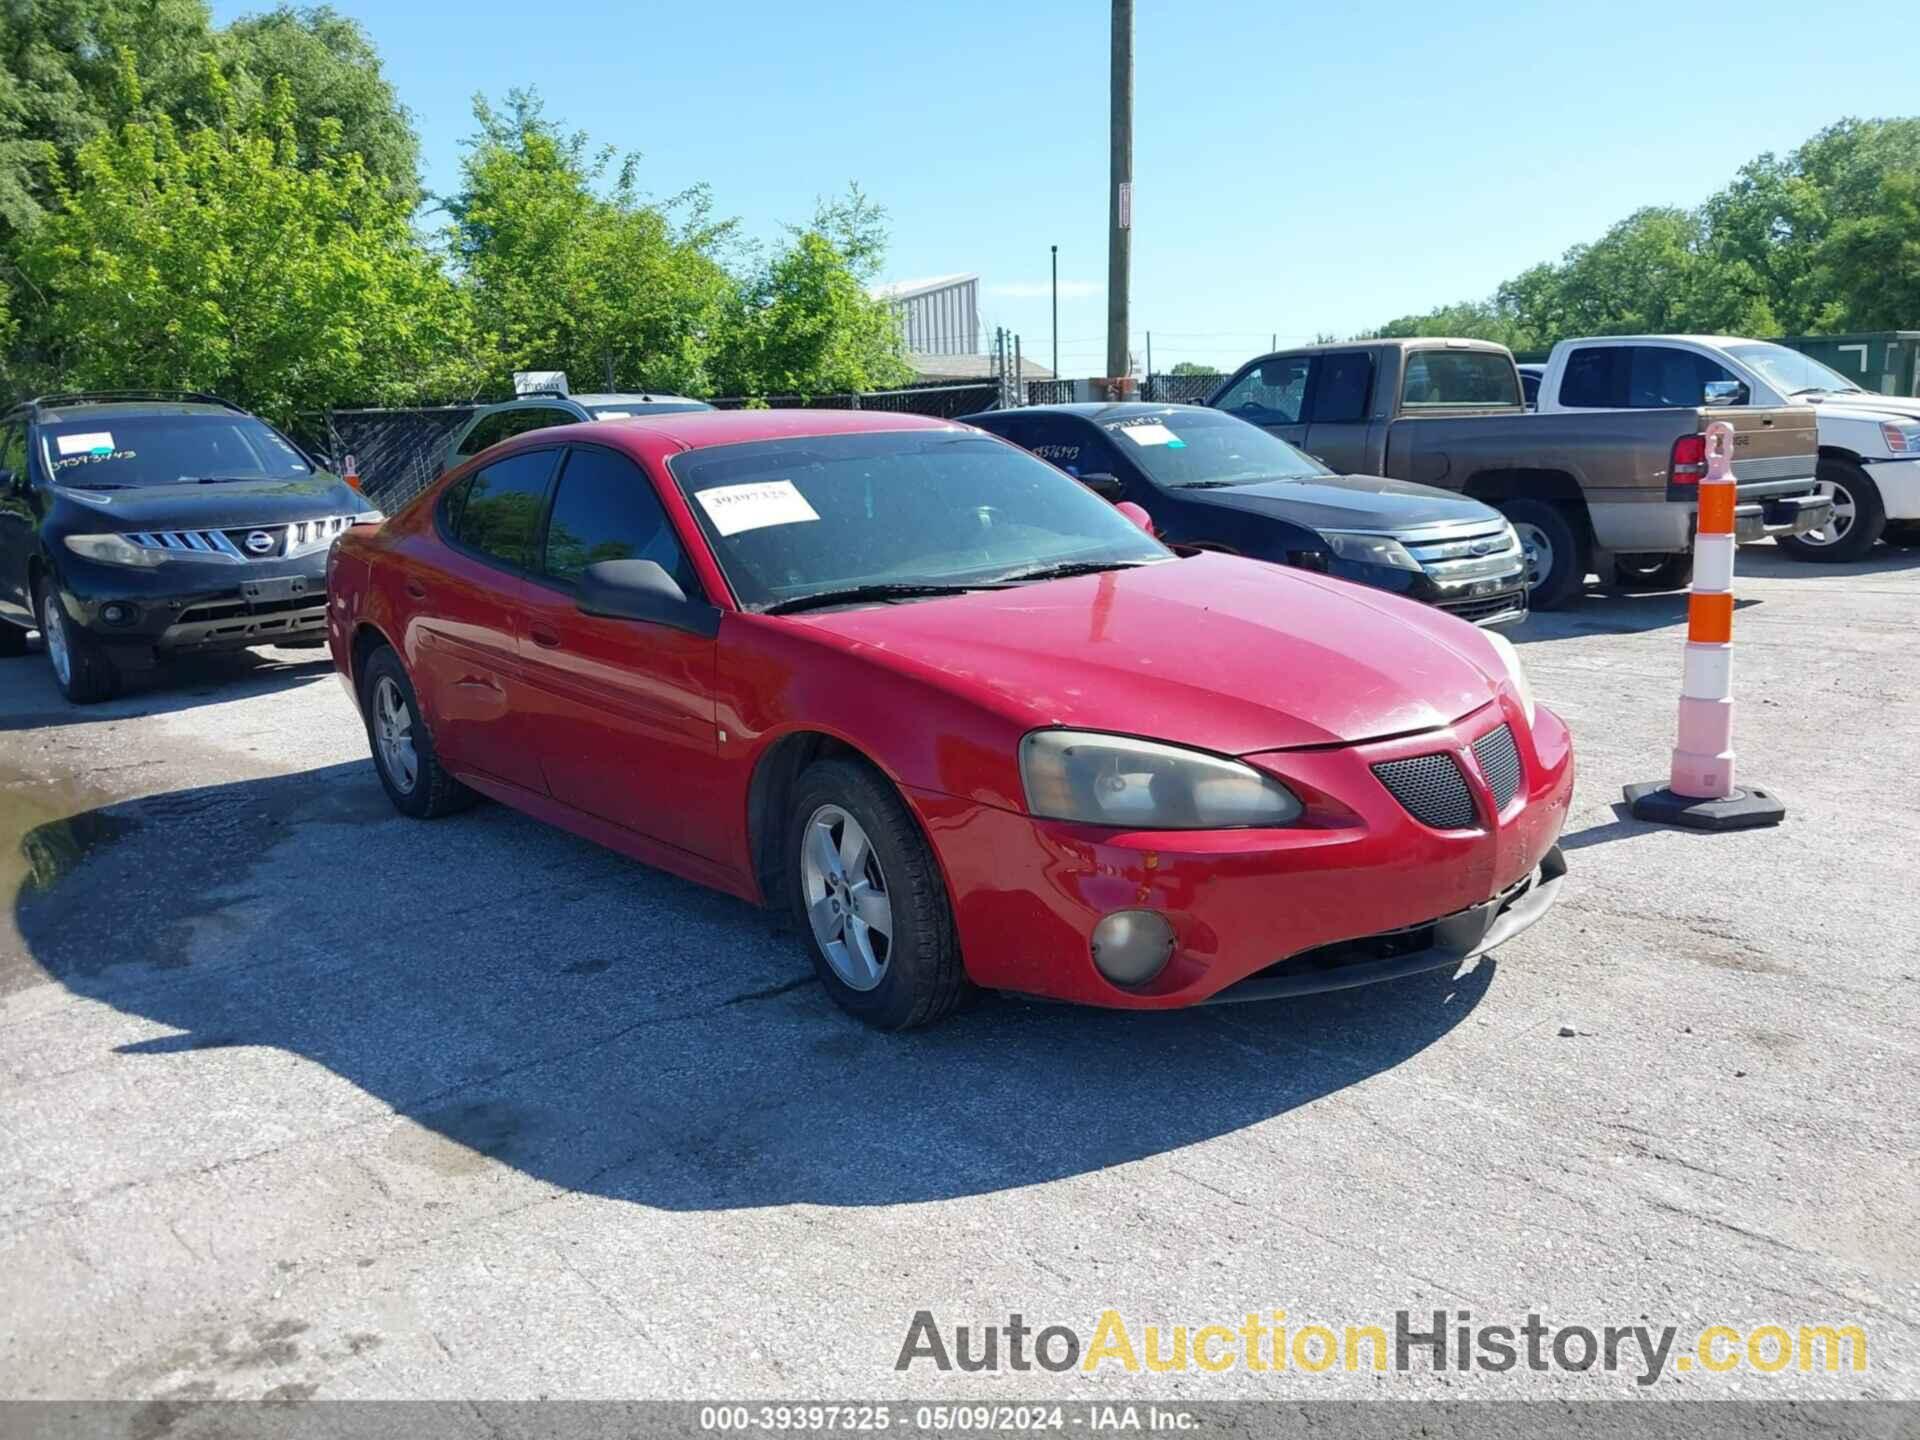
215,0 -> 1911,376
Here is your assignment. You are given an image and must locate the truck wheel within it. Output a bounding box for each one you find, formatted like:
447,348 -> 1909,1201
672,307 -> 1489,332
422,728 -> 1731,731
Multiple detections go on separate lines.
1500,499 -> 1587,610
1612,553 -> 1693,591
787,758 -> 970,1030
37,580 -> 119,705
1777,460 -> 1885,563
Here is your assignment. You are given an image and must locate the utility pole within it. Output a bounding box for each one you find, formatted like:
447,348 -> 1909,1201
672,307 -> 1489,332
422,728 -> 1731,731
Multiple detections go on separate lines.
1050,244 -> 1059,378
1146,330 -> 1153,385
1106,0 -> 1132,390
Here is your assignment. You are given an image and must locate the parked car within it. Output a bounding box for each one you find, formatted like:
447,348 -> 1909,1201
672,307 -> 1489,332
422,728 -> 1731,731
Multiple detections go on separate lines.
0,391 -> 380,703
442,391 -> 713,474
329,410 -> 1572,1029
1517,364 -> 1545,410
1531,334 -> 1920,561
963,403 -> 1528,626
1205,339 -> 1830,606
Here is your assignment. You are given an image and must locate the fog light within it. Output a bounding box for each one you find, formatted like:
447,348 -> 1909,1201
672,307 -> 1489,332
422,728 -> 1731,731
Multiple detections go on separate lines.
1090,909 -> 1175,988
101,602 -> 136,626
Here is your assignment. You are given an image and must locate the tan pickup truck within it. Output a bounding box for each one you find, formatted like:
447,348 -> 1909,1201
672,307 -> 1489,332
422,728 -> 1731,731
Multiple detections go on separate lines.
1205,338 -> 1829,607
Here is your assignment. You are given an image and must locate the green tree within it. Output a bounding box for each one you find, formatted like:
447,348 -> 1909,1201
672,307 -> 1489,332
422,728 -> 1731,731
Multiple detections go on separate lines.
711,185 -> 912,397
447,90 -> 736,396
19,65 -> 483,422
1168,360 -> 1219,376
1814,168 -> 1920,331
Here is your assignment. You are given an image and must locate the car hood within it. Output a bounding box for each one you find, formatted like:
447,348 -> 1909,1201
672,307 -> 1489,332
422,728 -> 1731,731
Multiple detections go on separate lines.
1802,393 -> 1920,424
791,552 -> 1501,754
1175,473 -> 1499,532
55,474 -> 363,529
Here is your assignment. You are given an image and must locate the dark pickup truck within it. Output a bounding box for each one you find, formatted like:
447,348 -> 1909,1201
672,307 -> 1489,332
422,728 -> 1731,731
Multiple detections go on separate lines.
1206,338 -> 1830,606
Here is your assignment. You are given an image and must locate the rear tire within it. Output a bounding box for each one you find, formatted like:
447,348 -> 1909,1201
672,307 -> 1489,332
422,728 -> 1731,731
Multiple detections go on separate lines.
37,580 -> 118,704
1612,552 -> 1693,591
1777,460 -> 1885,563
1500,499 -> 1588,610
359,645 -> 476,818
787,758 -> 969,1030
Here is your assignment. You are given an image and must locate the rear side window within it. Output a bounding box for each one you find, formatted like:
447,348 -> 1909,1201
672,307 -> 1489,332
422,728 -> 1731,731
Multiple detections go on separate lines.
1400,351 -> 1521,407
1311,352 -> 1373,423
444,449 -> 558,569
458,406 -> 574,458
541,446 -> 700,597
1558,347 -> 1628,407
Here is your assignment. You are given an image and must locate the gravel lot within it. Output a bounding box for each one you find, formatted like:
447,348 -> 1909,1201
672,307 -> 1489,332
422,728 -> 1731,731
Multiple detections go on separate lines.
1,543 -> 1915,1405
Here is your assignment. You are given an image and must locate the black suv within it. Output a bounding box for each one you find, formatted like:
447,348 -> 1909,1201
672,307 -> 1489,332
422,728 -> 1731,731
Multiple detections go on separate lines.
0,392 -> 380,702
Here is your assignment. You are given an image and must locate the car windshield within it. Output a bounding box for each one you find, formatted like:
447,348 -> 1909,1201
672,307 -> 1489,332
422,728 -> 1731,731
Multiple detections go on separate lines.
669,429 -> 1172,611
38,415 -> 313,487
586,402 -> 712,418
1101,410 -> 1330,487
1724,342 -> 1863,396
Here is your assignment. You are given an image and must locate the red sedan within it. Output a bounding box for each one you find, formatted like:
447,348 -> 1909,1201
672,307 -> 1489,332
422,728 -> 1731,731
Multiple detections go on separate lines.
327,410 -> 1572,1028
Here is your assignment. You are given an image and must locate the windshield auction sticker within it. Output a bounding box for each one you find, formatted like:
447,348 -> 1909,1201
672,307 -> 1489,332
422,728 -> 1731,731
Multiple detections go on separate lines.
1117,422 -> 1180,447
696,480 -> 822,537
55,432 -> 115,457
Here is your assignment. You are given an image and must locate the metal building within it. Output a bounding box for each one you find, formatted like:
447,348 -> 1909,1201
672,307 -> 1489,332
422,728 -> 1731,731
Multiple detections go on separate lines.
872,274 -> 980,357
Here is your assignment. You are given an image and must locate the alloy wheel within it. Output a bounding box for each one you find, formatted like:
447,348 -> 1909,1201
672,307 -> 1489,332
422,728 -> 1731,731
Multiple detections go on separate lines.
1798,479 -> 1856,547
41,593 -> 71,690
373,676 -> 419,794
1513,522 -> 1554,591
800,803 -> 894,991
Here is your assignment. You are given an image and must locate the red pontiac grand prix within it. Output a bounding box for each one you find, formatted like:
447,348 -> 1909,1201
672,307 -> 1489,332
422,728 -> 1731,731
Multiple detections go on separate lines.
327,410 -> 1572,1028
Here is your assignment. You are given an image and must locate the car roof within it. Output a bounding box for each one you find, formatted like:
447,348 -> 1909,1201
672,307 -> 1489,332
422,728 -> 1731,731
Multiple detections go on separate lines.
518,408 -> 967,452
966,402 -> 1205,423
478,392 -> 707,411
24,400 -> 243,422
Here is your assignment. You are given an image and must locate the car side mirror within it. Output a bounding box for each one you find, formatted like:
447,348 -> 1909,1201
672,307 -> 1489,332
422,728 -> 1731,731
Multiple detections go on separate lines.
1114,501 -> 1156,537
575,559 -> 720,637
1703,379 -> 1749,407
1078,471 -> 1126,502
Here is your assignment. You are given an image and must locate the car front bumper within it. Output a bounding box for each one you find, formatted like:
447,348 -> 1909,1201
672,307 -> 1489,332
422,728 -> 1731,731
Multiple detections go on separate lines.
54,549 -> 330,658
914,698 -> 1574,1008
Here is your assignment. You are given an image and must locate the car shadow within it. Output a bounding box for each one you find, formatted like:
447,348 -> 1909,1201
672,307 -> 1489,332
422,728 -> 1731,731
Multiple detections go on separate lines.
1734,543 -> 1920,580
0,642 -> 335,730
1507,590 -> 1762,645
13,762 -> 1497,1211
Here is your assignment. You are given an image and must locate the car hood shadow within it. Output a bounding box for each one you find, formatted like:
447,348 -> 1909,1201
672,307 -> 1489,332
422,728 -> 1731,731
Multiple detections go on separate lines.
13,762 -> 1494,1211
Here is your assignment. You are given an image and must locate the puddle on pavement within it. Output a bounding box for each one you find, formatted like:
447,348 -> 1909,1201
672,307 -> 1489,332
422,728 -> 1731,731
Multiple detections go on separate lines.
0,762 -> 139,994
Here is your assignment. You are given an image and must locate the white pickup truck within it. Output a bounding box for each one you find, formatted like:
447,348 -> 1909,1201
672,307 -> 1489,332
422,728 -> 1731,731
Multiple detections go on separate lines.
1534,335 -> 1920,561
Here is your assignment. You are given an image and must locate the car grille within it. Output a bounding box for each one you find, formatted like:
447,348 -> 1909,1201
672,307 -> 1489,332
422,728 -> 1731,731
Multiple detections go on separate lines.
1371,752 -> 1477,829
124,517 -> 355,563
1436,591 -> 1527,625
1471,723 -> 1523,810
1403,521 -> 1524,582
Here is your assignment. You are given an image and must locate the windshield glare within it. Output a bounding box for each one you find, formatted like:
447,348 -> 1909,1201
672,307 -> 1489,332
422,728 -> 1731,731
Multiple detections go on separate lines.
670,430 -> 1171,610
1103,410 -> 1330,487
39,415 -> 313,486
1724,343 -> 1861,396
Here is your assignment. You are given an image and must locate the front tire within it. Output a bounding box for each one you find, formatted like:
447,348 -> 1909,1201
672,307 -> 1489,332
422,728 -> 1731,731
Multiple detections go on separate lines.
1500,498 -> 1588,610
359,646 -> 475,818
38,580 -> 118,704
1612,552 -> 1693,591
787,758 -> 969,1029
1777,460 -> 1886,562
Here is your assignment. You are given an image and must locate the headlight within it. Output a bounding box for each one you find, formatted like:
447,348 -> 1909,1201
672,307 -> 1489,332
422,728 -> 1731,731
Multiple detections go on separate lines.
63,533 -> 169,568
1020,730 -> 1304,829
1320,531 -> 1423,573
1482,629 -> 1536,726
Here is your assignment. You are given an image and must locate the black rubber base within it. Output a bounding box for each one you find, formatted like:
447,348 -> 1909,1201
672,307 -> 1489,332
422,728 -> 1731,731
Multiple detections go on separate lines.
1622,781 -> 1786,831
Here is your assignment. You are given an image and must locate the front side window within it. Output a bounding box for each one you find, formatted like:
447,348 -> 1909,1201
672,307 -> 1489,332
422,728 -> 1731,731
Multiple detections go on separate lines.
670,429 -> 1169,611
1214,356 -> 1311,426
444,449 -> 557,569
1101,409 -> 1327,489
1627,347 -> 1737,408
1400,350 -> 1521,408
37,414 -> 311,487
541,446 -> 700,596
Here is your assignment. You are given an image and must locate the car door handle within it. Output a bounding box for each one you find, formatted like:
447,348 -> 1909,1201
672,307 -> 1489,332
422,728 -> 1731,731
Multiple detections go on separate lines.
529,625 -> 561,649
405,580 -> 426,599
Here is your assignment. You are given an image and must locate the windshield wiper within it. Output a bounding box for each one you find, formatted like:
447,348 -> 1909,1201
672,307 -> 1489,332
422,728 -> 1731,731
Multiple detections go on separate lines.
992,559 -> 1161,584
761,582 -> 999,615
185,474 -> 277,484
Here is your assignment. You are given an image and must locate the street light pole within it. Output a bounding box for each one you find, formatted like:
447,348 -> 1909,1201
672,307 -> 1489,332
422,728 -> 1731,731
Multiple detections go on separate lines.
1106,0 -> 1132,391
1051,244 -> 1059,378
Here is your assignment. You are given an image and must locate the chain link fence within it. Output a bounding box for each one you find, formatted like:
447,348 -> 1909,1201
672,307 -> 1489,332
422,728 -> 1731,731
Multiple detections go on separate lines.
1142,372 -> 1224,404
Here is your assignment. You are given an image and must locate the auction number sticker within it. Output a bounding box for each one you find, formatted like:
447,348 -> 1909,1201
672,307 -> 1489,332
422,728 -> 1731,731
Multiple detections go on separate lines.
696,480 -> 822,537
56,432 -> 116,457
1116,421 -> 1182,447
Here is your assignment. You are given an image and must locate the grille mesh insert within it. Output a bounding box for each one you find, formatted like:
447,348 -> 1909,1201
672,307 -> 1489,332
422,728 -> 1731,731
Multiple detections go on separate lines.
1472,724 -> 1524,810
1371,752 -> 1476,829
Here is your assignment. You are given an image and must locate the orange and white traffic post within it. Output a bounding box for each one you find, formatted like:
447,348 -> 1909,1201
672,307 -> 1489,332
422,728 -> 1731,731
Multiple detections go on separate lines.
1623,420 -> 1786,830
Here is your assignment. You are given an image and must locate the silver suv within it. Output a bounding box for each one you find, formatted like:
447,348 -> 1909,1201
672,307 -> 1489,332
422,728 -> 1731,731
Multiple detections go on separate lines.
442,392 -> 713,472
